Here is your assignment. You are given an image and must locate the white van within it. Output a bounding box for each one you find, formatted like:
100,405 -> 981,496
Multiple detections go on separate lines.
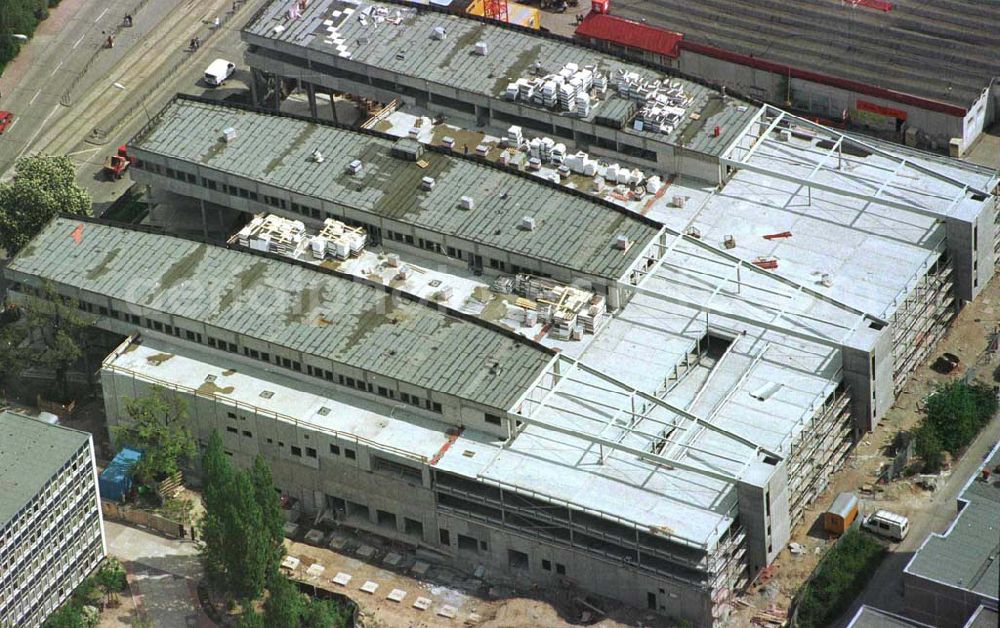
204,59 -> 236,86
862,510 -> 909,542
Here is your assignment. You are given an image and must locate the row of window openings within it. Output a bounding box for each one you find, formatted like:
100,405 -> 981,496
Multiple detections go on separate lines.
224,423 -> 357,460
114,312 -> 445,416
438,530 -> 566,575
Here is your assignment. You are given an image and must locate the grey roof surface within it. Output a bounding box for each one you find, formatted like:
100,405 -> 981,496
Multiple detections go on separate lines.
8,218 -> 554,411
613,0 -> 1000,108
846,605 -> 933,628
132,98 -> 660,281
905,442 -> 1000,600
0,410 -> 90,525
243,0 -> 758,155
965,605 -> 998,628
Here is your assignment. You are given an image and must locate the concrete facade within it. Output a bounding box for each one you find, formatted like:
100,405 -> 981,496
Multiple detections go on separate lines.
0,412 -> 107,628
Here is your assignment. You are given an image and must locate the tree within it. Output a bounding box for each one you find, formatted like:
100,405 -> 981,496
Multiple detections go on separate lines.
301,597 -> 349,628
0,154 -> 91,255
198,431 -> 282,606
95,558 -> 127,606
199,431 -> 232,594
112,387 -> 196,485
250,455 -> 285,586
263,575 -> 303,628
1,282 -> 93,400
235,611 -> 266,628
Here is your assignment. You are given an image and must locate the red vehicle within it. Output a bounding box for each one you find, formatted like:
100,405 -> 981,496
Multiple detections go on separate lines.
0,111 -> 14,134
103,145 -> 134,180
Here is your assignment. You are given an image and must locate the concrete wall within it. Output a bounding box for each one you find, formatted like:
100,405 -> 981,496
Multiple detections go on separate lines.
101,364 -> 718,626
737,457 -> 790,576
946,198 -> 998,304
841,322 -> 892,433
902,571 -> 996,628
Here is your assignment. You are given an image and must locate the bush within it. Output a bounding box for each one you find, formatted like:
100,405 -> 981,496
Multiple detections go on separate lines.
915,381 -> 997,472
794,530 -> 886,628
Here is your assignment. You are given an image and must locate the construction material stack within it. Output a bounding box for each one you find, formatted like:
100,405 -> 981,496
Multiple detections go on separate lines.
312,218 -> 367,260
233,214 -> 307,256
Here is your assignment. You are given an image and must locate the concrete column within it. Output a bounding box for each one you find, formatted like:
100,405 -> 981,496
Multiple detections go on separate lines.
273,73 -> 281,113
307,82 -> 318,120
329,91 -> 339,124
199,199 -> 209,239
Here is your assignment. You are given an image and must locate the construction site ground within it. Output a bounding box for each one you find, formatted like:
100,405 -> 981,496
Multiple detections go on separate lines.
722,272 -> 1000,627
283,528 -> 659,628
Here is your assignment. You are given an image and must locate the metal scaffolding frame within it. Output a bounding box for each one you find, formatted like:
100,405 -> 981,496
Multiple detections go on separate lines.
512,351 -> 784,485
622,232 -> 871,350
720,105 -> 988,220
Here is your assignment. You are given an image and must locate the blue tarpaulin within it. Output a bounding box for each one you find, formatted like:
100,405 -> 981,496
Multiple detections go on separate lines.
99,448 -> 142,501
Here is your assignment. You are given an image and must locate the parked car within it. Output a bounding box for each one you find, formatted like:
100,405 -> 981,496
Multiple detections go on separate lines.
862,509 -> 909,542
204,59 -> 236,86
0,111 -> 14,134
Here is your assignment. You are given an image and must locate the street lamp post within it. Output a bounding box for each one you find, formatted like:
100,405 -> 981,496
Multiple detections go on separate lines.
111,82 -> 151,123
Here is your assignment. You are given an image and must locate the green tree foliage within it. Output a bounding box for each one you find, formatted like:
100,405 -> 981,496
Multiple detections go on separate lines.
263,575 -> 304,627
795,530 -> 885,628
916,380 -> 997,472
112,387 -> 196,485
199,431 -> 231,593
250,455 -> 285,586
264,576 -> 349,628
0,154 -> 91,255
235,611 -> 266,628
43,573 -> 99,628
199,433 -> 284,605
0,282 -> 93,400
95,558 -> 128,606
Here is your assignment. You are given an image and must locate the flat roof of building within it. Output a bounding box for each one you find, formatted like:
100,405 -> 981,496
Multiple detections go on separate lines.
904,441 -> 1000,601
132,98 -> 661,281
0,410 -> 90,524
243,0 -> 758,155
104,338 -> 455,464
613,0 -> 999,109
846,605 -> 933,628
9,218 -> 554,411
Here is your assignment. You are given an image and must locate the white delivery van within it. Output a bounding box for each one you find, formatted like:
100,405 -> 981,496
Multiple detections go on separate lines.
204,59 -> 236,86
862,510 -> 910,542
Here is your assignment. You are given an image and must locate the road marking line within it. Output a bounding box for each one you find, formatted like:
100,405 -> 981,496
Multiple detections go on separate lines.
95,7 -> 109,22
50,61 -> 64,76
29,90 -> 41,104
65,147 -> 102,157
6,119 -> 18,133
17,105 -> 60,159
73,34 -> 86,49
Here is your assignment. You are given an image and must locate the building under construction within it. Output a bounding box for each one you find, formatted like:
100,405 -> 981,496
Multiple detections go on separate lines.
3,2 -> 997,623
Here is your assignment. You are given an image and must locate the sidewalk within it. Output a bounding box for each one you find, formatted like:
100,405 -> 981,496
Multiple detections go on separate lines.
103,521 -> 211,628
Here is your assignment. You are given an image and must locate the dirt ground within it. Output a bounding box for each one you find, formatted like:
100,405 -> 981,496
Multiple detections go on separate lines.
283,527 -> 661,628
722,273 -> 1000,627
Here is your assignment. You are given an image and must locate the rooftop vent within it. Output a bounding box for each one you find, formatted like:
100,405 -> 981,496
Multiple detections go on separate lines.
750,382 -> 781,401
346,159 -> 363,176
222,127 -> 238,142
474,41 -> 488,56
421,176 -> 435,191
311,149 -> 324,163
259,390 -> 274,399
520,216 -> 536,231
391,137 -> 424,161
820,273 -> 833,287
431,26 -> 446,40
441,136 -> 456,149
460,195 -> 475,210
317,406 -> 331,416
614,234 -> 629,250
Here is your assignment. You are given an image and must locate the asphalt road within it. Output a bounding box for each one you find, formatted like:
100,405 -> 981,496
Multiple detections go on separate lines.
0,0 -> 259,212
0,0 -> 188,175
834,410 -> 1000,625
